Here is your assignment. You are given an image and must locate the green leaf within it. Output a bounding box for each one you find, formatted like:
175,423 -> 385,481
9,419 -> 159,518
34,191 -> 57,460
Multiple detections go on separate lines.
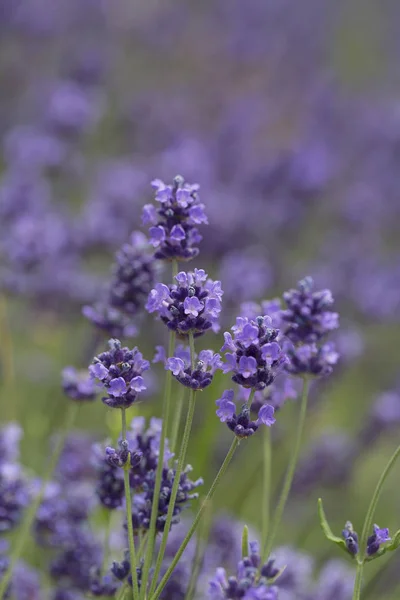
318,498 -> 349,556
241,525 -> 249,558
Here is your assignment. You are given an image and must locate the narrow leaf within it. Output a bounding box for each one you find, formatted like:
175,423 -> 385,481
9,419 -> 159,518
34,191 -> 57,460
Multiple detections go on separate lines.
318,498 -> 348,555
242,525 -> 249,558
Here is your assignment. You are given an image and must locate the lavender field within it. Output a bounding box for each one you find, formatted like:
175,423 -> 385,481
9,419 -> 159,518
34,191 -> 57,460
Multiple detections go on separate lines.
1,1 -> 400,599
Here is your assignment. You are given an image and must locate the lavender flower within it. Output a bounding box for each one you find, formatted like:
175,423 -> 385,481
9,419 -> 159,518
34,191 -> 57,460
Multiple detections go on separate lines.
208,541 -> 279,599
146,269 -> 223,336
83,232 -> 157,338
216,390 -> 275,439
92,445 -> 125,510
284,341 -> 339,378
342,522 -> 359,556
126,418 -> 173,490
89,339 -> 149,409
281,276 -> 339,344
143,175 -> 207,261
62,367 -> 97,402
89,570 -> 118,597
221,316 -> 287,390
366,524 -> 391,556
0,465 -> 30,532
131,465 -> 203,533
166,349 -> 223,390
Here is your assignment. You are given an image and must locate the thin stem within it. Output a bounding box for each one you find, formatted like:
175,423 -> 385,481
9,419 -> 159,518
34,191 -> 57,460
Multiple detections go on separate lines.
261,426 -> 272,553
169,386 -> 185,454
262,377 -> 309,562
140,330 -> 176,598
184,497 -> 213,600
352,563 -> 364,600
149,333 -> 197,595
352,441 -> 400,600
150,437 -> 240,600
120,408 -> 140,599
121,408 -> 140,600
0,402 -> 79,600
116,582 -> 129,600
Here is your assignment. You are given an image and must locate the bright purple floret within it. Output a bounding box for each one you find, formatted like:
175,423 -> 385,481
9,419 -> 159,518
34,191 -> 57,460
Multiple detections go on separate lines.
216,390 -> 275,438
367,524 -> 391,556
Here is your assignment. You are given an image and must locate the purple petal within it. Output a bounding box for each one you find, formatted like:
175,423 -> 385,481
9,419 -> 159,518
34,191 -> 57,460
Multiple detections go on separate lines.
108,377 -> 127,397
89,363 -> 109,380
257,404 -> 276,427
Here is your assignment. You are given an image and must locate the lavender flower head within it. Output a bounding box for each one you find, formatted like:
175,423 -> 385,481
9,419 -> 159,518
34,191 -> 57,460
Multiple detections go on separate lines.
221,316 -> 287,390
208,541 -> 279,599
284,341 -> 339,378
83,231 -> 157,338
281,276 -> 339,344
89,339 -> 149,409
166,348 -> 223,390
146,269 -> 223,336
62,367 -> 97,402
143,175 -> 207,261
216,390 -> 275,439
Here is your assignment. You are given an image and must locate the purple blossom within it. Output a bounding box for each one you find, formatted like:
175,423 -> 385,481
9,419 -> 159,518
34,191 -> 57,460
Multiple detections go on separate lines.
142,175 -> 207,261
281,277 -> 339,344
208,540 -> 279,599
146,270 -> 223,337
367,524 -> 391,556
166,349 -> 222,390
285,341 -> 339,378
216,390 -> 275,438
62,367 -> 97,402
222,316 -> 287,390
89,339 -> 149,409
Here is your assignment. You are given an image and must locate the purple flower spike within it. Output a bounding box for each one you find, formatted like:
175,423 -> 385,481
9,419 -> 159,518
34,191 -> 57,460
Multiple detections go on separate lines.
143,175 -> 207,262
147,270 -> 222,337
209,541 -> 279,599
90,339 -> 149,409
222,315 -> 287,390
167,348 -> 221,390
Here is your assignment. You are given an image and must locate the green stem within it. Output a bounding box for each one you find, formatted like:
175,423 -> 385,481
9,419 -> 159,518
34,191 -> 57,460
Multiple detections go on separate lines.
169,386 -> 185,455
150,437 -> 240,600
261,426 -> 272,553
121,408 -> 140,600
262,377 -> 309,562
149,333 -> 197,596
184,497 -> 213,600
140,330 -> 176,598
0,402 -> 79,600
352,563 -> 364,600
352,441 -> 400,600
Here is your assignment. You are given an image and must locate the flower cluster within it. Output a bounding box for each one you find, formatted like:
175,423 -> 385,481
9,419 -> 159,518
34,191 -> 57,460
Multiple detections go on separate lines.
143,176 -> 207,261
281,276 -> 339,343
62,367 -> 97,402
89,339 -> 149,409
341,522 -> 391,557
222,316 -> 287,390
131,464 -> 203,533
216,390 -> 275,438
0,424 -> 30,534
146,269 -> 223,337
83,232 -> 157,338
208,541 -> 279,599
281,278 -> 339,378
166,348 -> 223,390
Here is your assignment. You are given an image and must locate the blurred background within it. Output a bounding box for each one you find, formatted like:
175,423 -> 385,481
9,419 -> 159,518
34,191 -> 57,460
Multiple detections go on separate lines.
1,0 -> 400,598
